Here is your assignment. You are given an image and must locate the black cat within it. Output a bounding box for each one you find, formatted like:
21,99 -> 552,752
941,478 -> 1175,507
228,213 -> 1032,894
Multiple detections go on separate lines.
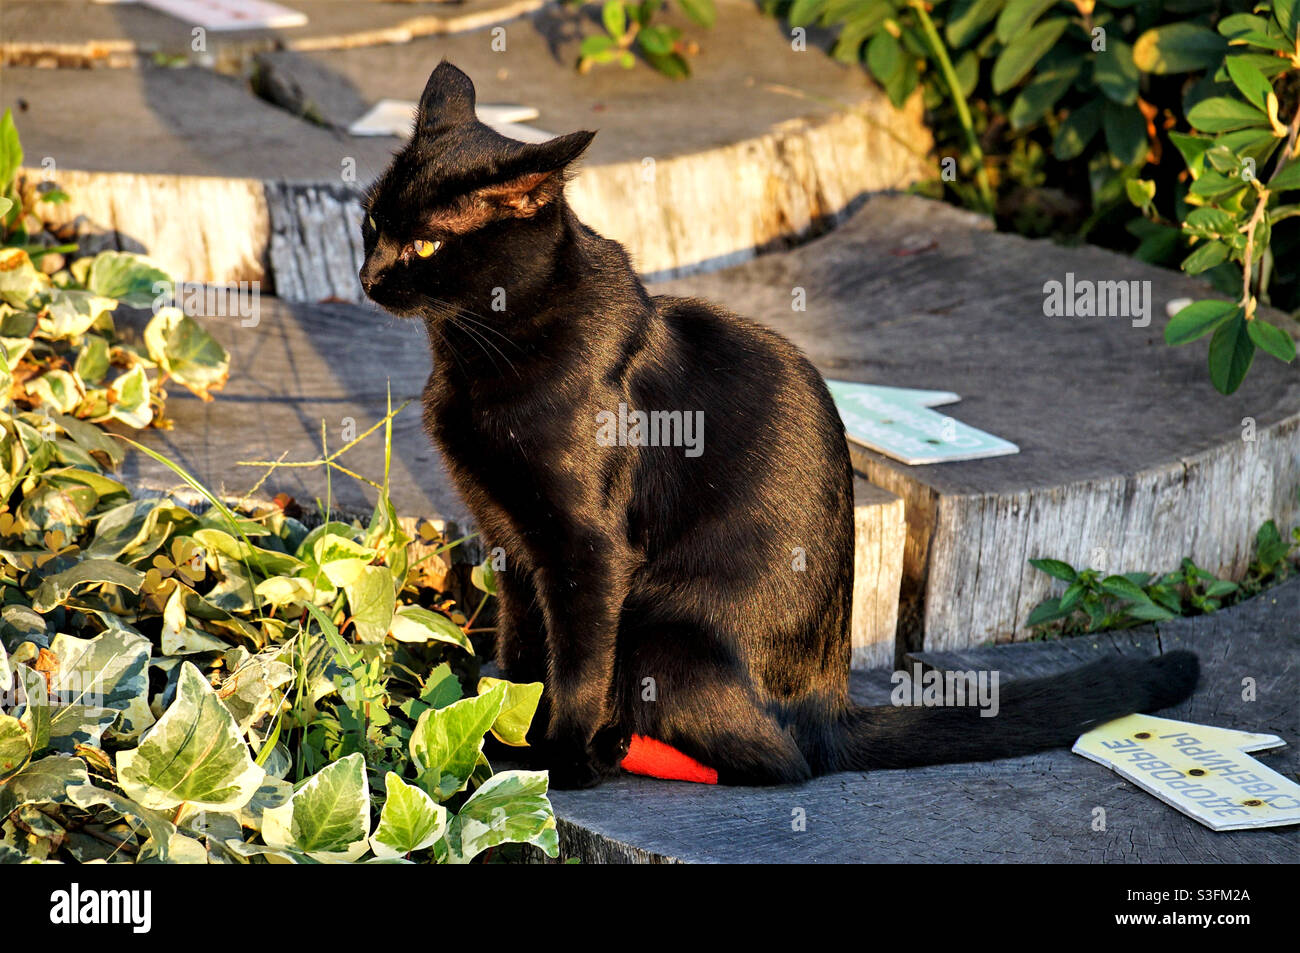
360,62 -> 1199,788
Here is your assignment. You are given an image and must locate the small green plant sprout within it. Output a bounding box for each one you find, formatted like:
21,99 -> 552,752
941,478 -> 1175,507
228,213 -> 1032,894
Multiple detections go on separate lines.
578,0 -> 715,78
1027,509 -> 1299,637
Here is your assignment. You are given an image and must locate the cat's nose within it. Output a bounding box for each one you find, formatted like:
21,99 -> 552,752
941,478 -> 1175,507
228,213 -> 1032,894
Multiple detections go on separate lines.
359,268 -> 375,294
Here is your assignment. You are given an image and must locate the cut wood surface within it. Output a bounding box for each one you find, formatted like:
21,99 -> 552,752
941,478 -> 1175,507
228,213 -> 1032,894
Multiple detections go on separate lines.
8,2 -> 932,294
1,0 -> 547,68
655,194 -> 1300,653
537,577 -> 1300,863
852,479 -> 905,669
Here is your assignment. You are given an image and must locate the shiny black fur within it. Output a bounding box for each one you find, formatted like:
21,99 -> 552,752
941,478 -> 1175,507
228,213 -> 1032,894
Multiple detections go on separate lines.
361,62 -> 1200,788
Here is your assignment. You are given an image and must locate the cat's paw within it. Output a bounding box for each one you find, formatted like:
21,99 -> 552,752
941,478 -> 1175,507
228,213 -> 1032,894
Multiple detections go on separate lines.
543,725 -> 629,789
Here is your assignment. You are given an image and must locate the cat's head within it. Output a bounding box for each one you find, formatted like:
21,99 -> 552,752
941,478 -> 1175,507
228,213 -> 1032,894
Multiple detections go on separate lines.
359,61 -> 595,318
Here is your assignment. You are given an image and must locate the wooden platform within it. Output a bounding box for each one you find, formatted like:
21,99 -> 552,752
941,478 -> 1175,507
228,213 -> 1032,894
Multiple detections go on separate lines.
538,576 -> 1300,863
7,1 -> 932,293
655,194 -> 1300,653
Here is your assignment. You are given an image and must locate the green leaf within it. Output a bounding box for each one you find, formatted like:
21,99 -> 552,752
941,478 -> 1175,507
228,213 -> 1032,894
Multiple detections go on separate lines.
787,0 -> 827,28
1225,56 -> 1274,111
1053,99 -> 1102,160
343,564 -> 396,643
0,109 -> 22,193
1270,161 -> 1300,193
992,17 -> 1070,94
1168,131 -> 1213,178
479,677 -> 544,747
0,754 -> 89,817
447,769 -> 558,863
471,559 -> 498,595
1165,300 -> 1238,345
677,0 -> 715,28
945,0 -> 1002,48
996,0 -> 1059,45
867,29 -> 902,84
580,35 -> 616,58
263,752 -> 370,862
31,558 -> 146,612
1133,24 -> 1227,74
75,251 -> 171,309
1029,557 -> 1077,582
1125,178 -> 1156,209
1103,102 -> 1148,166
1094,39 -> 1140,106
143,307 -> 230,401
0,714 -> 33,783
1247,319 -> 1296,363
106,364 -> 153,430
116,661 -> 265,811
1009,66 -> 1077,129
74,333 -> 111,384
1124,601 -> 1178,622
409,681 -> 507,801
1099,574 -> 1152,603
1186,97 -> 1268,133
602,0 -> 626,38
45,630 -> 151,751
1180,240 -> 1230,275
1207,311 -> 1256,395
371,772 -> 448,858
638,24 -> 676,56
1274,0 -> 1298,42
389,604 -> 473,653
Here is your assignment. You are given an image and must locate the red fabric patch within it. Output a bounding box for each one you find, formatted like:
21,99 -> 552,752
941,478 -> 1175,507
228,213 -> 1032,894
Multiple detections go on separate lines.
620,734 -> 718,784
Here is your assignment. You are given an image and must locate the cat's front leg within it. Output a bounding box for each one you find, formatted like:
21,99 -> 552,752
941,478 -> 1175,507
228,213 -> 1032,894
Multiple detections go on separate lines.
534,537 -> 633,789
491,561 -> 548,685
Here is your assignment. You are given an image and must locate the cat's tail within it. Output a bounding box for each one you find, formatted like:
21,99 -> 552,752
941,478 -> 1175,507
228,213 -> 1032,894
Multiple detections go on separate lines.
832,650 -> 1199,770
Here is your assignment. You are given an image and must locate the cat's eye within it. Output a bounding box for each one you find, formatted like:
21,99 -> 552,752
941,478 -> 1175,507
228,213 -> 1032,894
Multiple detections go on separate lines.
367,215 -> 377,230
413,239 -> 442,258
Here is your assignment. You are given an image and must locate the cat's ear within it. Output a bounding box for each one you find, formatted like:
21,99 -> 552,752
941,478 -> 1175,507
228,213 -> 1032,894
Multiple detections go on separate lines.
416,60 -> 477,136
468,131 -> 597,221
524,129 -> 597,174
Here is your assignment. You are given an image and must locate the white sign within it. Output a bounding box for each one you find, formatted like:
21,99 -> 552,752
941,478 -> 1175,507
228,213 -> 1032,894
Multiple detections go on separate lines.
95,0 -> 308,32
348,100 -> 552,143
826,381 -> 1019,466
1074,713 -> 1300,831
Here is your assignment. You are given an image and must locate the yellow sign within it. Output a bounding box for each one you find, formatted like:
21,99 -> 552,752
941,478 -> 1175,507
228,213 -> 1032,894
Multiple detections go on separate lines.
1073,714 -> 1300,831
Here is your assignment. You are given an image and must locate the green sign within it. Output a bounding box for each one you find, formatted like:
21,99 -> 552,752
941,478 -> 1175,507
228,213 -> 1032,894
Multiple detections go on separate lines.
825,381 -> 1019,466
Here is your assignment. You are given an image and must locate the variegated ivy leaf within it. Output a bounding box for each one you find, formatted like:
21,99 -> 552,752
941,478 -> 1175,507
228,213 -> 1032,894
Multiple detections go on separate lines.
370,772 -> 447,858
143,307 -> 229,401
254,574 -> 315,609
72,250 -> 172,310
116,661 -> 265,811
0,713 -> 33,784
40,288 -> 117,340
390,604 -> 473,653
44,629 -> 150,751
25,369 -> 83,415
104,364 -> 153,430
446,769 -> 558,863
262,752 -> 370,862
0,248 -> 50,308
477,677 -> 543,747
312,532 -> 374,588
0,753 -> 90,816
344,564 -> 396,643
409,680 -> 507,801
31,558 -> 145,613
